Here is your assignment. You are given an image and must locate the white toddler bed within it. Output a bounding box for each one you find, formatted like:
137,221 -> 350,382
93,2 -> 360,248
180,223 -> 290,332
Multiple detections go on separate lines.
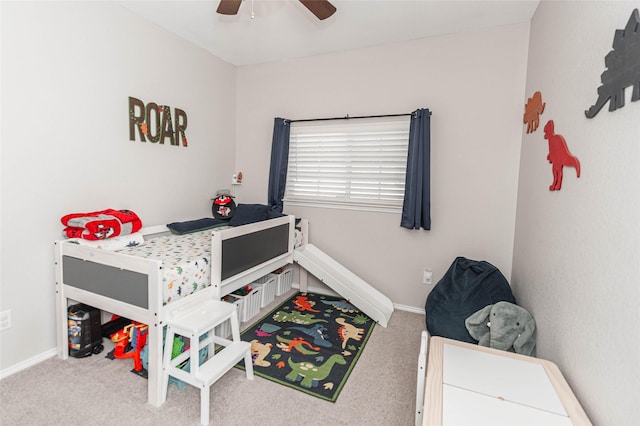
54,214 -> 296,407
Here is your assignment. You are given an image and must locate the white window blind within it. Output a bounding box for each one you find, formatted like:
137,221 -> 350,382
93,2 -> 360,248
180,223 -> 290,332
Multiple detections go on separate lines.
284,117 -> 411,212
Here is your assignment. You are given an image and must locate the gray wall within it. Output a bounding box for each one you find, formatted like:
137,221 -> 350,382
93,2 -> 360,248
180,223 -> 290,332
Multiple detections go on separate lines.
512,1 -> 640,424
234,23 -> 530,308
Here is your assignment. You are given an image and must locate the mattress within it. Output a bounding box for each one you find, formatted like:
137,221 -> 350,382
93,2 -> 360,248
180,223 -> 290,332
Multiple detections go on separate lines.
117,229 -> 213,305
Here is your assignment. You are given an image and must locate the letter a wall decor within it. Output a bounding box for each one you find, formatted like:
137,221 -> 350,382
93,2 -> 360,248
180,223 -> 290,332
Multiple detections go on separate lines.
585,9 -> 640,118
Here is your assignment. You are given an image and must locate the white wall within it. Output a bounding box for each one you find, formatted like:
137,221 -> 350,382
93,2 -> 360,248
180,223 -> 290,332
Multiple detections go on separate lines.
0,1 -> 236,370
513,1 -> 640,424
234,23 -> 530,308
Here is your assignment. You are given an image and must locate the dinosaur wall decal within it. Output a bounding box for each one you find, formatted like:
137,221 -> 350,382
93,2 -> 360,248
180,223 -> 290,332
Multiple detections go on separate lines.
585,9 -> 640,118
544,120 -> 581,191
523,91 -> 546,133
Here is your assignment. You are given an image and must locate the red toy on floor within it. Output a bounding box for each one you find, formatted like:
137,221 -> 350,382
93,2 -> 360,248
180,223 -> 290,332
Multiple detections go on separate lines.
110,322 -> 148,372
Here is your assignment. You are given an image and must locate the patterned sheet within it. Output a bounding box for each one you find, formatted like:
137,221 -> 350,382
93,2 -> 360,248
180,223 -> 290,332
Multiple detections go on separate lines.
117,230 -> 214,305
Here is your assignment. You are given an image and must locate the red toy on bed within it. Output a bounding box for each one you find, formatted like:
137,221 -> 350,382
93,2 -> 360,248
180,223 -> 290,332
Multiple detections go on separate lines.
61,209 -> 142,240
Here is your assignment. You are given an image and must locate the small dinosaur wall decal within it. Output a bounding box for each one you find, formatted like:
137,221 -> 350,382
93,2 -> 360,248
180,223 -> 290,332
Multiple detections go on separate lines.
523,91 -> 546,133
544,120 -> 581,191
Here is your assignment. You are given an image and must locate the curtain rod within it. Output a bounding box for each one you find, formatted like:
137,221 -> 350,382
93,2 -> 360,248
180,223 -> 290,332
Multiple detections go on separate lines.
286,110 -> 430,124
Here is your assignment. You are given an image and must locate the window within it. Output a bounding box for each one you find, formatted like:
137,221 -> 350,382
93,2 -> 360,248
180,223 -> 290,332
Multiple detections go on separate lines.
284,117 -> 411,212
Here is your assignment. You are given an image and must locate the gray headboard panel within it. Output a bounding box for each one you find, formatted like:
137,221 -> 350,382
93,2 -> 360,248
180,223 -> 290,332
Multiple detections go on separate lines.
62,255 -> 149,309
221,223 -> 289,281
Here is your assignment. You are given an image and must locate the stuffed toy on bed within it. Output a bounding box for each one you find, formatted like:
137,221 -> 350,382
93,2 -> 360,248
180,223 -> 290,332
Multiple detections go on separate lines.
61,209 -> 142,241
465,301 -> 536,357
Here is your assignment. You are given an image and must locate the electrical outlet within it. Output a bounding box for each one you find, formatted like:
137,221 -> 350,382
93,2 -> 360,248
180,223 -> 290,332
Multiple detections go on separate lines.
0,310 -> 11,331
423,269 -> 433,285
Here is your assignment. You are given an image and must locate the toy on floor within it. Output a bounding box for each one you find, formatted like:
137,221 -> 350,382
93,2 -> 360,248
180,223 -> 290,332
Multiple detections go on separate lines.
140,329 -> 208,389
110,322 -> 148,373
465,301 -> 536,357
67,304 -> 104,358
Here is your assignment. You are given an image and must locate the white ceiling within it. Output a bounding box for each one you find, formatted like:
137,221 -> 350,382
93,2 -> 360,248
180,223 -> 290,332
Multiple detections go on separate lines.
118,0 -> 540,66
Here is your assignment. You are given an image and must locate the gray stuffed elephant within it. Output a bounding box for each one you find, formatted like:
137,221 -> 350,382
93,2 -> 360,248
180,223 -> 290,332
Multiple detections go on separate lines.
465,301 -> 536,357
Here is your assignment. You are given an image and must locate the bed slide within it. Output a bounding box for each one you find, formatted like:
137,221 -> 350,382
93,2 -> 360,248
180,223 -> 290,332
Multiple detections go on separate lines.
293,244 -> 394,327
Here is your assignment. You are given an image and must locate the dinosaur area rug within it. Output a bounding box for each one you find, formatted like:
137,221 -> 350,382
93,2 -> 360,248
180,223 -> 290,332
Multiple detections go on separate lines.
237,292 -> 376,402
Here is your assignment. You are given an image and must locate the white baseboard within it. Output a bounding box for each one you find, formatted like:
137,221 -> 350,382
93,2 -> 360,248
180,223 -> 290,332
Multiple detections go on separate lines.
394,303 -> 426,315
0,348 -> 57,380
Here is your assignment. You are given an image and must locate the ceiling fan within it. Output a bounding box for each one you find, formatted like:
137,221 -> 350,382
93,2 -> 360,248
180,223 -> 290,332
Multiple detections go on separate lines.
217,0 -> 337,21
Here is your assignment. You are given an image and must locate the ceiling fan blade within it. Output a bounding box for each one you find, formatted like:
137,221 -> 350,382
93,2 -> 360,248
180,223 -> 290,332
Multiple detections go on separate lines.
217,0 -> 242,15
299,0 -> 336,20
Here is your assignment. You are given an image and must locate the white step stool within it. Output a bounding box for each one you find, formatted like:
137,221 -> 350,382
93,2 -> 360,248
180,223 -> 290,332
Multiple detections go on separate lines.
161,299 -> 253,425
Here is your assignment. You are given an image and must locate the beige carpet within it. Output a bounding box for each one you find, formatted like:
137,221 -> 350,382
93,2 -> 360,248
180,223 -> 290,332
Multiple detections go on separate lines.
0,294 -> 425,426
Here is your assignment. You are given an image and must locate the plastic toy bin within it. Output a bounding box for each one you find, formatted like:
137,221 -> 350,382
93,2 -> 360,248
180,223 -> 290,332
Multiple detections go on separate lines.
215,295 -> 242,338
274,267 -> 294,296
232,286 -> 262,323
254,275 -> 277,308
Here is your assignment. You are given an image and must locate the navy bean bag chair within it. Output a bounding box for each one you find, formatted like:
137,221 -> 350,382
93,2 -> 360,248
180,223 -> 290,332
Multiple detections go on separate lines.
425,257 -> 516,343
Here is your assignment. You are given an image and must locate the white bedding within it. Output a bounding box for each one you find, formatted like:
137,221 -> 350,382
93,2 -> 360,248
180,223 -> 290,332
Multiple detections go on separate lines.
67,232 -> 145,251
117,230 -> 213,305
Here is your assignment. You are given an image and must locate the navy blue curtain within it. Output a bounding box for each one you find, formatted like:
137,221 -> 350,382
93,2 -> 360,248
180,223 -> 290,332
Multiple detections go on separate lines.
401,108 -> 431,230
267,117 -> 291,213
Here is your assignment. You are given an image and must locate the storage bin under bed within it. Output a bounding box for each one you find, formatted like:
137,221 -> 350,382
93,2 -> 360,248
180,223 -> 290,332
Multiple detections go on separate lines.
215,296 -> 243,338
274,267 -> 293,296
232,286 -> 262,323
253,275 -> 277,307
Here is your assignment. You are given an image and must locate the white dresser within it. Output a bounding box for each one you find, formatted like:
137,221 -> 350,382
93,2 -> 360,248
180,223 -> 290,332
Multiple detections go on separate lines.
423,336 -> 591,425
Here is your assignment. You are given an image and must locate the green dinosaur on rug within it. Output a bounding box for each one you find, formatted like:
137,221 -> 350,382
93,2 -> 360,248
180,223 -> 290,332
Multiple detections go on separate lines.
271,310 -> 328,325
285,354 -> 347,388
